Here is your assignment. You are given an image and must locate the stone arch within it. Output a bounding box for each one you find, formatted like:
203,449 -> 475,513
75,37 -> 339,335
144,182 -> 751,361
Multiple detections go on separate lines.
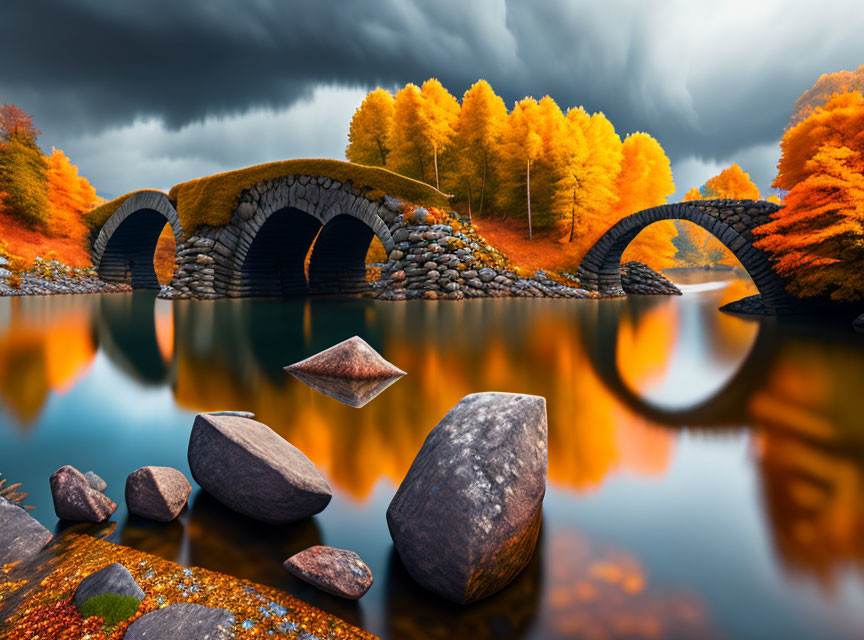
211,175 -> 396,297
92,190 -> 182,289
578,200 -> 793,313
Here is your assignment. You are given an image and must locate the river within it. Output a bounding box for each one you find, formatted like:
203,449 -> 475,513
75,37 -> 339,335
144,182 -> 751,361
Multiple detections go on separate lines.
1,275 -> 863,639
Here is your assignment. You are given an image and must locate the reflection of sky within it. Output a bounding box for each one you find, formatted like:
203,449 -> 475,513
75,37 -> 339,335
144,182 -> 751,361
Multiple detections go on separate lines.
632,281 -> 758,411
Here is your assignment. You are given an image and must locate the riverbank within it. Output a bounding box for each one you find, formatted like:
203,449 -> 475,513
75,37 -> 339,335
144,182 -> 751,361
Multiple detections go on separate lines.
0,256 -> 130,297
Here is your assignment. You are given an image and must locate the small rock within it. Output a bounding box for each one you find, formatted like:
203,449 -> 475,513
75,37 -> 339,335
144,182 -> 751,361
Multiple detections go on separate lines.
0,497 -> 53,565
284,545 -> 373,599
387,392 -> 547,604
188,413 -> 332,524
125,466 -> 192,522
50,465 -> 117,522
84,471 -> 107,492
854,314 -> 864,334
73,563 -> 145,609
123,603 -> 234,640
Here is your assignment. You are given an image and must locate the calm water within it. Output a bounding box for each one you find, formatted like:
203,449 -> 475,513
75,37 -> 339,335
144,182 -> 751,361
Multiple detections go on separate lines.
2,278 -> 864,640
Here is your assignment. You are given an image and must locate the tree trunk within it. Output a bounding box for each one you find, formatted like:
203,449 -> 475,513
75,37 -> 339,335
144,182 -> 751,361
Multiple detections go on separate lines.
527,159 -> 532,241
568,189 -> 577,242
376,138 -> 387,166
479,151 -> 488,216
466,178 -> 473,223
433,146 -> 440,190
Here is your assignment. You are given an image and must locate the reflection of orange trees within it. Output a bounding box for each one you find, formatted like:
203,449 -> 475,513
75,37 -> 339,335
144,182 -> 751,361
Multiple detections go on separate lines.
0,298 -> 96,426
543,531 -> 715,639
616,305 -> 676,394
754,428 -> 864,589
172,302 -> 673,499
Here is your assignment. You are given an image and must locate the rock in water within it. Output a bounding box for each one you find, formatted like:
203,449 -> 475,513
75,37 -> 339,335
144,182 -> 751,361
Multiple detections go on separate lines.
72,563 -> 145,609
84,471 -> 107,492
387,392 -> 547,604
125,466 -> 192,522
0,497 -> 53,564
284,545 -> 373,599
188,413 -> 332,524
124,603 -> 234,640
49,465 -> 117,522
284,336 -> 405,407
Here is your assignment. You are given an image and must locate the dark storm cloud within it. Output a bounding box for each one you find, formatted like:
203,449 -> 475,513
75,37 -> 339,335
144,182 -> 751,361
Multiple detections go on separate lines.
2,0 -> 863,194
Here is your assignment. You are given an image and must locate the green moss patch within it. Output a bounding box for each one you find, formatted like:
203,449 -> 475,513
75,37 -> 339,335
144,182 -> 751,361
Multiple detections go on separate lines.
78,593 -> 141,627
168,159 -> 451,237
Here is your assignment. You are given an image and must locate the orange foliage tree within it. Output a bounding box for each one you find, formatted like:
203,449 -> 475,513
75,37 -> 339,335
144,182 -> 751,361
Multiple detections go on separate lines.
755,90 -> 864,300
45,148 -> 99,239
703,163 -> 760,200
346,88 -> 394,167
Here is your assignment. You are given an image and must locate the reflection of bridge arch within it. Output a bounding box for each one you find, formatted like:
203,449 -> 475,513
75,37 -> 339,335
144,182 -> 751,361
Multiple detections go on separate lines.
579,200 -> 794,313
92,191 -> 181,289
580,300 -> 779,427
95,292 -> 171,385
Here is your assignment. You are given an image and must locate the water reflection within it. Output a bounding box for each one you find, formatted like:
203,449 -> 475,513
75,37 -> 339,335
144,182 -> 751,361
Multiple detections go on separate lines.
3,283 -> 864,639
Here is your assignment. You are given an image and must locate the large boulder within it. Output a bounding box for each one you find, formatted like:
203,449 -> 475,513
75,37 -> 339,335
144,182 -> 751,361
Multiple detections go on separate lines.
188,413 -> 332,524
0,497 -> 52,564
49,465 -> 117,522
73,563 -> 145,609
284,336 -> 405,407
387,392 -> 547,604
283,545 -> 373,599
125,466 -> 192,522
123,603 -> 234,640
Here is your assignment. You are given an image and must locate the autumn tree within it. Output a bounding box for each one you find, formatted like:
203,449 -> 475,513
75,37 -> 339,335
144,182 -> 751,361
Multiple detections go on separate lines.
560,108 -> 622,242
496,97 -> 545,239
386,84 -> 429,181
683,187 -> 702,201
420,79 -> 459,190
448,80 -> 507,218
45,148 -> 98,239
789,63 -> 864,127
671,221 -> 704,266
346,89 -> 394,167
703,163 -> 760,200
756,145 -> 864,300
0,104 -> 48,227
612,133 -> 678,268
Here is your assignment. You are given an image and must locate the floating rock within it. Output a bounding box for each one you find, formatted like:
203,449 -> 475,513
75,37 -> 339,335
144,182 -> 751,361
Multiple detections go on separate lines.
125,466 -> 192,522
73,563 -> 145,609
387,392 -> 548,604
188,413 -> 332,524
284,545 -> 373,599
854,313 -> 864,334
123,603 -> 234,640
284,336 -> 406,408
50,465 -> 117,522
84,471 -> 107,492
0,497 -> 53,564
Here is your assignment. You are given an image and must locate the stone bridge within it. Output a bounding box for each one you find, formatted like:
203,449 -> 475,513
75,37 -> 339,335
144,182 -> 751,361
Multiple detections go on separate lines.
578,199 -> 794,313
92,172 -> 402,298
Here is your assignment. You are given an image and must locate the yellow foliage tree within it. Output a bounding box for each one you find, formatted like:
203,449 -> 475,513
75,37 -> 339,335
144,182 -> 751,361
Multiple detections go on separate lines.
386,84 -> 429,182
448,80 -> 507,217
45,148 -> 99,239
346,88 -> 394,167
613,133 -> 677,268
683,187 -> 702,201
704,163 -> 760,200
420,79 -> 460,190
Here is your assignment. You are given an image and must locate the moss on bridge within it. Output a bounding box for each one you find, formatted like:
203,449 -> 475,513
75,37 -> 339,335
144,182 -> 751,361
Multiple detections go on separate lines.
86,159 -> 452,238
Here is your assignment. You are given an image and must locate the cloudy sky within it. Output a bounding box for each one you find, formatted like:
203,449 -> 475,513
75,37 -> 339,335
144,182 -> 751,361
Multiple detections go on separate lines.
2,0 -> 863,199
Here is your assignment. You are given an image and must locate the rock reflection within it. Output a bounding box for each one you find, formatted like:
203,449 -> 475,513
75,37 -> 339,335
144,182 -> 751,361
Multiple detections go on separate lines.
284,370 -> 404,408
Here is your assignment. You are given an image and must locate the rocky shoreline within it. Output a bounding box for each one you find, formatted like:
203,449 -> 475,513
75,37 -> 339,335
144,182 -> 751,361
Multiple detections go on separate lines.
0,256 -> 131,297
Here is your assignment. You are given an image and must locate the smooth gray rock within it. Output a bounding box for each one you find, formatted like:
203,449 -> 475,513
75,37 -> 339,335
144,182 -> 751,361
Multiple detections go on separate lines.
387,392 -> 547,604
84,471 -> 107,492
73,563 -> 144,609
854,313 -> 864,334
0,497 -> 52,564
50,465 -> 117,522
188,413 -> 332,524
125,466 -> 192,522
123,603 -> 234,640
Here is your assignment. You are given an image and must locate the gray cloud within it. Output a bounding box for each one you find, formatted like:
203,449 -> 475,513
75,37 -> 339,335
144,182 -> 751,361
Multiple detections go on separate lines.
2,0 -> 863,196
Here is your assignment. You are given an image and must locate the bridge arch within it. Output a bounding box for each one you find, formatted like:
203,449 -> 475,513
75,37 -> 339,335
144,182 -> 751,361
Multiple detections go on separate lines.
578,200 -> 792,312
212,176 -> 396,297
92,191 -> 182,289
